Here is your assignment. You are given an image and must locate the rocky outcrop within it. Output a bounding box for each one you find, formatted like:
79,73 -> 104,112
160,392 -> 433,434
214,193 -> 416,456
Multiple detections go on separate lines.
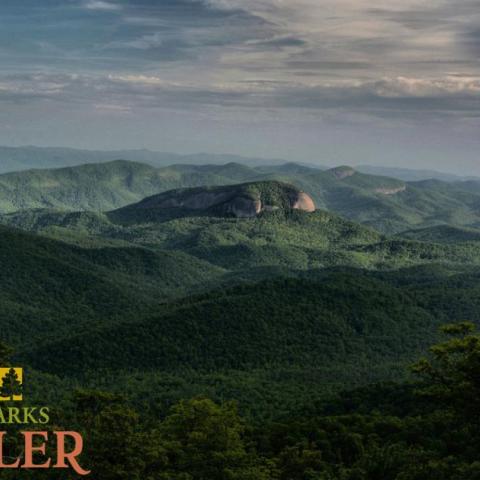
375,186 -> 407,195
292,192 -> 316,212
329,166 -> 356,180
118,181 -> 316,219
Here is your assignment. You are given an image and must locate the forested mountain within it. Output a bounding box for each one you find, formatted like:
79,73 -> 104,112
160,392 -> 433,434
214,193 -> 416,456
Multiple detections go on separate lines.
2,160 -> 480,234
2,213 -> 480,414
0,224 -> 225,345
2,162 -> 480,479
356,165 -> 478,182
0,145 -> 291,173
22,272 -> 479,385
0,160 -> 256,213
1,183 -> 480,396
399,224 -> 480,243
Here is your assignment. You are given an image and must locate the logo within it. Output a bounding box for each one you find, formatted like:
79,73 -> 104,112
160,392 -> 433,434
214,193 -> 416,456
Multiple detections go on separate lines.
0,367 -> 23,402
0,366 -> 91,475
0,368 -> 48,424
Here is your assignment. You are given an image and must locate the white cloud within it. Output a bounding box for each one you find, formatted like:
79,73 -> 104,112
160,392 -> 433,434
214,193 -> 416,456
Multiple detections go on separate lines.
2,0 -> 480,128
206,0 -> 466,76
108,75 -> 169,86
84,1 -> 122,11
94,103 -> 132,114
372,76 -> 480,97
106,33 -> 164,50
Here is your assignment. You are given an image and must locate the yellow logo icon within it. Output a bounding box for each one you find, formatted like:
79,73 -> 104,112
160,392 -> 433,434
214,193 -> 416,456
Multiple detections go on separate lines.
0,368 -> 23,401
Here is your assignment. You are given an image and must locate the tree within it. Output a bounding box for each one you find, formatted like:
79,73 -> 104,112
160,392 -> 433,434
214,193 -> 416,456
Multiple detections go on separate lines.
0,367 -> 22,401
411,322 -> 480,422
73,389 -> 146,480
409,321 -> 480,475
0,341 -> 12,366
157,397 -> 273,479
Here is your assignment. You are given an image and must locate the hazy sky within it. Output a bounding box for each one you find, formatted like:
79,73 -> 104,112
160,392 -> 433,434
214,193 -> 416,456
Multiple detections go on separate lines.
1,0 -> 480,173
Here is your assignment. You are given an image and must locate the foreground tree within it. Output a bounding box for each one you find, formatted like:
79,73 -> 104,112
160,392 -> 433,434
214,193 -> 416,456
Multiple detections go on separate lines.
0,341 -> 12,366
157,397 -> 273,479
73,389 -> 148,480
412,322 -> 480,422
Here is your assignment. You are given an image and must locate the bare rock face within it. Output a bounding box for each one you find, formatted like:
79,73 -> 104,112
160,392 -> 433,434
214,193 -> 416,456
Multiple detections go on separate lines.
329,166 -> 356,180
121,181 -> 316,219
374,186 -> 407,195
292,192 -> 316,212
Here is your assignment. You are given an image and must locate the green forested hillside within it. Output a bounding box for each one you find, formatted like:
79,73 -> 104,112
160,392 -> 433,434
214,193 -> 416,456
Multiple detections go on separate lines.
1,207 -> 480,407
0,225 -> 225,345
9,326 -> 480,480
2,169 -> 480,479
399,224 -> 480,243
5,203 -> 480,272
0,160 -> 262,213
2,160 -> 480,233
18,273 -> 451,378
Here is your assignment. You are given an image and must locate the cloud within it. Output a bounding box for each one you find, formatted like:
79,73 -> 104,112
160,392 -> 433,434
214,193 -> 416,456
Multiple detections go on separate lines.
84,1 -> 122,11
463,27 -> 480,59
94,103 -> 132,114
371,76 -> 480,97
1,0 -> 480,135
0,74 -> 72,104
5,71 -> 477,125
246,35 -> 307,50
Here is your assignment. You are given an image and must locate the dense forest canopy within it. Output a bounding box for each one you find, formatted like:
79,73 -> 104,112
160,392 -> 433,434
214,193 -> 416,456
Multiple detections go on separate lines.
1,162 -> 480,478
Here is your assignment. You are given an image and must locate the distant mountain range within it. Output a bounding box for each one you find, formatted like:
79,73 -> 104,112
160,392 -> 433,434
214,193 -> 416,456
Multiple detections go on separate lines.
0,145 -> 297,173
1,145 -> 477,183
355,165 -> 479,182
1,159 -> 480,233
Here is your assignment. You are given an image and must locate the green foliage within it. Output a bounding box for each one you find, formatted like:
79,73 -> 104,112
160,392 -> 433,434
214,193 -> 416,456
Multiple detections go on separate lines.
0,341 -> 12,365
4,325 -> 480,480
2,213 -> 480,417
157,398 -> 272,479
74,390 -> 146,480
13,266 -> 480,423
19,274 -> 440,379
0,224 -> 225,345
412,322 -> 480,422
2,160 -> 480,234
3,162 -> 480,479
399,225 -> 480,244
0,160 -> 260,214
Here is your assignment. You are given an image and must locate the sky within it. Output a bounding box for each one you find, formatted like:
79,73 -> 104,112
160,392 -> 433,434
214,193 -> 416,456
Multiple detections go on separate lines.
0,0 -> 480,174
